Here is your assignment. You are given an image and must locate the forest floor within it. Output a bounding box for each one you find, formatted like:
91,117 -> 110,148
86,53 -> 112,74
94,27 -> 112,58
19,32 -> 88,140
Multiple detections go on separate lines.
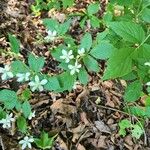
0,0 -> 150,150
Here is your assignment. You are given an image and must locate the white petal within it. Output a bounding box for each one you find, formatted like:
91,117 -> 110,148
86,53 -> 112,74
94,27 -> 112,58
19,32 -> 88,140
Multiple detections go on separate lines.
144,62 -> 150,66
60,55 -> 66,59
69,55 -> 74,59
5,65 -> 10,71
19,140 -> 24,144
38,85 -> 43,91
27,143 -> 32,149
16,73 -> 23,77
7,72 -> 13,78
68,65 -> 73,70
48,30 -> 52,35
31,86 -> 37,92
146,82 -> 150,86
62,49 -> 67,55
22,143 -> 27,150
65,58 -> 70,63
28,81 -> 35,86
1,73 -> 7,80
77,64 -> 81,69
28,137 -> 34,143
68,50 -> 73,55
76,68 -> 80,73
0,67 -> 4,73
35,75 -> 40,83
17,76 -> 24,82
53,30 -> 57,36
40,79 -> 48,85
70,69 -> 75,75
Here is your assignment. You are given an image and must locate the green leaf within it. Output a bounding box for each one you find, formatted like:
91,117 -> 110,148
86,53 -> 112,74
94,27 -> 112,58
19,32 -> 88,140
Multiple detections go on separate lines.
11,60 -> 30,74
96,30 -> 109,42
42,18 -> 59,31
90,41 -> 114,60
78,67 -> 89,85
17,116 -> 27,133
131,124 -> 143,139
35,131 -> 55,149
119,119 -> 132,137
62,0 -> 74,8
83,55 -> 99,72
44,76 -> 60,91
22,101 -> 31,118
20,88 -> 32,101
80,33 -> 92,51
87,3 -> 100,15
141,8 -> 150,23
127,106 -> 146,117
90,16 -> 100,28
124,80 -> 142,102
132,44 -> 150,60
58,19 -> 71,35
109,21 -> 145,43
56,72 -> 76,92
0,90 -> 17,109
28,53 -> 45,72
103,48 -> 133,80
8,34 -> 20,54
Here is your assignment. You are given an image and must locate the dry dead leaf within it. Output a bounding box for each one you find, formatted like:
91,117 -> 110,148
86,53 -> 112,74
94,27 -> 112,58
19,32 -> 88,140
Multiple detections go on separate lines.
50,98 -> 77,115
94,120 -> 111,134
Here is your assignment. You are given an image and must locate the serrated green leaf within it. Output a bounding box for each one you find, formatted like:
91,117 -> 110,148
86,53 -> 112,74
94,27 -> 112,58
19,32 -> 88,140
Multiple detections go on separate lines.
103,48 -> 133,80
78,67 -> 89,85
131,124 -> 143,139
0,90 -> 17,109
11,60 -> 30,74
17,116 -> 27,133
58,19 -> 71,35
83,55 -> 99,72
109,21 -> 145,43
28,53 -> 45,72
119,119 -> 132,137
56,72 -> 76,92
21,88 -> 32,101
127,106 -> 146,117
90,15 -> 100,28
42,18 -> 59,31
8,34 -> 20,54
124,80 -> 142,102
141,8 -> 150,23
87,3 -> 100,15
90,41 -> 114,60
96,30 -> 109,42
80,33 -> 92,51
44,76 -> 60,91
22,101 -> 31,118
62,0 -> 74,8
35,131 -> 55,149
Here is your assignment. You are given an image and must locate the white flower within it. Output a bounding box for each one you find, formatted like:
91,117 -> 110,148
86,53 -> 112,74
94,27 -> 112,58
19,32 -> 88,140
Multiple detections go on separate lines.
78,48 -> 85,56
16,72 -> 30,82
28,111 -> 35,120
19,136 -> 34,150
28,75 -> 48,92
68,61 -> 82,75
0,113 -> 15,129
73,81 -> 80,89
44,30 -> 57,41
0,65 -> 13,80
144,62 -> 150,67
146,82 -> 150,86
60,49 -> 74,63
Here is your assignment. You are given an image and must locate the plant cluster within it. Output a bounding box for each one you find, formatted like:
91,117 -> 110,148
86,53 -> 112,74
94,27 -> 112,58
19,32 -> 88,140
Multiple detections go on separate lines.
0,0 -> 150,149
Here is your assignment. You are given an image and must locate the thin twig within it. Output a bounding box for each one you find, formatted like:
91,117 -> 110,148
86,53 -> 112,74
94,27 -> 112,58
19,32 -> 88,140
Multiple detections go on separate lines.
0,136 -> 5,150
